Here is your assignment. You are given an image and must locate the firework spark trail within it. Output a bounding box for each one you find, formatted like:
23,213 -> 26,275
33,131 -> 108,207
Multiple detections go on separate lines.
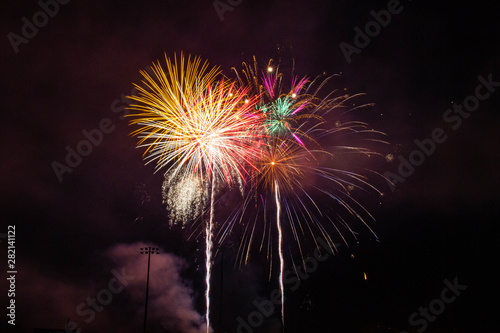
274,180 -> 285,329
205,176 -> 215,333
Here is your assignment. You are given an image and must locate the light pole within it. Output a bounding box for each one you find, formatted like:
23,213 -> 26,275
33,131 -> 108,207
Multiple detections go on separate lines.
140,246 -> 159,333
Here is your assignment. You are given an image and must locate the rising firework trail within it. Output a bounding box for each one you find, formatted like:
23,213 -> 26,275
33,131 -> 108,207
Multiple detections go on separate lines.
205,175 -> 215,333
274,180 -> 284,327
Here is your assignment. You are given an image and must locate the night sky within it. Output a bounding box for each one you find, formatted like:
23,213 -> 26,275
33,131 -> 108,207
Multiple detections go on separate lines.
1,0 -> 500,332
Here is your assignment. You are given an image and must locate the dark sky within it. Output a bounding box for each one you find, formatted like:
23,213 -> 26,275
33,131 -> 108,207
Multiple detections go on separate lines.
1,0 -> 500,332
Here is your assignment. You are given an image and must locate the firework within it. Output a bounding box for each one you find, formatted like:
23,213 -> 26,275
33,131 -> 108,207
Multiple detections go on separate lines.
223,58 -> 388,328
127,53 -> 388,332
127,53 -> 265,332
128,54 -> 263,185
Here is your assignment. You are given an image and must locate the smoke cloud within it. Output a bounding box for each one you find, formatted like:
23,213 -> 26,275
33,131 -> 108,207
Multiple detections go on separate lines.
106,242 -> 209,333
8,242 -> 208,333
